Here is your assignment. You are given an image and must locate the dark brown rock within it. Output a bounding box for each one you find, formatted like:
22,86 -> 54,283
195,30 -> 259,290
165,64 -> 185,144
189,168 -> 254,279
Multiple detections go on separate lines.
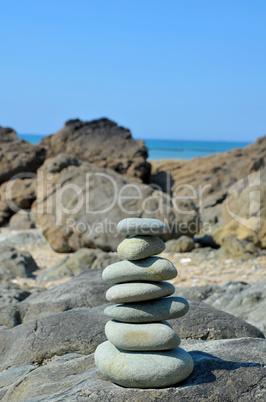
150,136 -> 266,208
33,154 -> 199,252
151,137 -> 266,251
0,126 -> 45,185
212,167 -> 266,251
40,118 -> 151,183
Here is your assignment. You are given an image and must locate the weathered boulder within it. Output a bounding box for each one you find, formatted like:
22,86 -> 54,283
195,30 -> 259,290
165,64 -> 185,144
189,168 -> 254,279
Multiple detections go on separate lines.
205,280 -> 266,334
36,248 -> 121,283
33,154 -> 199,252
150,136 -> 266,251
0,306 -> 108,371
0,126 -> 45,184
0,338 -> 265,401
150,136 -> 266,210
0,245 -> 39,282
40,118 -> 151,183
212,167 -> 266,251
0,270 -> 109,326
1,274 -> 264,343
165,235 -> 195,253
171,297 -> 264,340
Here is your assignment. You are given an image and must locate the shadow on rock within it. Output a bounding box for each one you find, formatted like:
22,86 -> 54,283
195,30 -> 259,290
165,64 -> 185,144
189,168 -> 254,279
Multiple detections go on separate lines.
183,350 -> 264,387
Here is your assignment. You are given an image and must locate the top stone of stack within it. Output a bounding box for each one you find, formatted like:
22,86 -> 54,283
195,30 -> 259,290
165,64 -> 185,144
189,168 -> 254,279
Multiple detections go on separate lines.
117,218 -> 167,236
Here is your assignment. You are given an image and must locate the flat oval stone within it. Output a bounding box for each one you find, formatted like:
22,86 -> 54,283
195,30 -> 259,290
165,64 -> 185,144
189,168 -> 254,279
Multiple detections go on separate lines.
95,341 -> 194,388
106,281 -> 175,303
117,218 -> 167,236
105,320 -> 181,351
102,257 -> 178,284
118,235 -> 165,260
104,296 -> 189,323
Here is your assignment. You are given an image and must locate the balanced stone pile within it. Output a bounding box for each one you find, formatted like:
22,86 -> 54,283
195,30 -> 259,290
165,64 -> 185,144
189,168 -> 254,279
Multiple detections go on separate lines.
95,218 -> 194,388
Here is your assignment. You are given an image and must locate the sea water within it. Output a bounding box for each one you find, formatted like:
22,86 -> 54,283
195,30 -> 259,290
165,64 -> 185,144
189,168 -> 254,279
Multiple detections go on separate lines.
18,134 -> 249,160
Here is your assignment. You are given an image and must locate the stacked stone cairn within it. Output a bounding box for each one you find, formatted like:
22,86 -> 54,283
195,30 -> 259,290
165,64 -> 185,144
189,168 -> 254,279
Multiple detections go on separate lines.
95,218 -> 194,388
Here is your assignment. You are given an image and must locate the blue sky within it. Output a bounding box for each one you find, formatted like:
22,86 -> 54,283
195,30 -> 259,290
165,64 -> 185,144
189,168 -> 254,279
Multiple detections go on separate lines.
0,0 -> 265,141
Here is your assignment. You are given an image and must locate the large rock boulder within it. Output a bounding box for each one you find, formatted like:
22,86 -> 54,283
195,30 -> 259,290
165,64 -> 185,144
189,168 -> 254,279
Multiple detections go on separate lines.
0,306 -> 108,371
151,137 -> 266,255
40,118 -> 151,183
150,136 -> 266,209
1,273 -> 264,343
0,338 -> 265,401
0,126 -> 45,185
212,167 -> 266,251
0,245 -> 39,282
33,154 -> 199,252
171,297 -> 264,340
0,299 -> 263,368
204,280 -> 266,334
0,270 -> 109,327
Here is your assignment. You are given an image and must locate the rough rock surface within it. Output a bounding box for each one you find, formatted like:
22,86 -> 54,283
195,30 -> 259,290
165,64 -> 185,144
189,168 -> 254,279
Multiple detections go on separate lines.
0,306 -> 108,371
33,154 -> 199,252
175,281 -> 266,335
171,298 -> 264,340
0,245 -> 39,281
204,280 -> 266,334
40,118 -> 151,183
0,270 -> 109,327
0,126 -> 45,185
0,338 -> 265,401
37,247 -> 121,283
0,299 -> 263,367
212,167 -> 266,251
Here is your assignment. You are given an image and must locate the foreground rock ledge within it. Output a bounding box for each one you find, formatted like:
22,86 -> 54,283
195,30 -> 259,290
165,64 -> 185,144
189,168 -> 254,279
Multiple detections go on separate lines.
0,338 -> 265,401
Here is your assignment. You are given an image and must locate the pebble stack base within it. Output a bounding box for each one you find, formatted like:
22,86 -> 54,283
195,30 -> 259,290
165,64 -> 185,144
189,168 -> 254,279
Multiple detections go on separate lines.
95,341 -> 194,388
95,218 -> 194,388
